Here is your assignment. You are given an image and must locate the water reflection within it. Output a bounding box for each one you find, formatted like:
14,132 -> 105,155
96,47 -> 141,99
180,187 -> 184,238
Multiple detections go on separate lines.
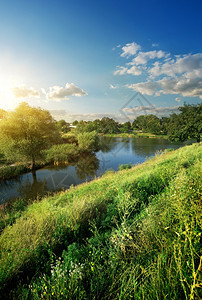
0,137 -> 189,204
18,171 -> 47,200
131,138 -> 169,156
76,153 -> 99,179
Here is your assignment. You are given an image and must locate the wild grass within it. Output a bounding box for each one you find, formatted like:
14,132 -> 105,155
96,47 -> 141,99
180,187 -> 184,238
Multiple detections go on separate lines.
0,143 -> 201,299
44,143 -> 79,165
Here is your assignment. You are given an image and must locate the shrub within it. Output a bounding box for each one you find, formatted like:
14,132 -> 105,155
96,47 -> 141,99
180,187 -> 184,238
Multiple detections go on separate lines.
77,131 -> 99,152
44,144 -> 79,165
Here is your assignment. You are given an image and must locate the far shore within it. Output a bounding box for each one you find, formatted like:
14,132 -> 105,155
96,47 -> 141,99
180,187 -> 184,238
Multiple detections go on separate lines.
102,132 -> 168,139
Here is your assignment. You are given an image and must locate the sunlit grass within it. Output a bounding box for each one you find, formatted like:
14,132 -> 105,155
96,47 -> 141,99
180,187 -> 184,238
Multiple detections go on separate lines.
0,143 -> 201,299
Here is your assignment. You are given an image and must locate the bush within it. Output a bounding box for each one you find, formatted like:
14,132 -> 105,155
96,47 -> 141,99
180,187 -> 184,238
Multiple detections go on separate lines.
44,144 -> 79,165
119,163 -> 132,170
77,131 -> 99,152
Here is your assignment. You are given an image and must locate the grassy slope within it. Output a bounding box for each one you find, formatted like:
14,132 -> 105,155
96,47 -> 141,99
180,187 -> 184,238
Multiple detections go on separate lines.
0,143 -> 201,299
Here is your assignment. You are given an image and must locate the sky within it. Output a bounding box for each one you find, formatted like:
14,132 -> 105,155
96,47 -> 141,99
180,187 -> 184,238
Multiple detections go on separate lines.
0,0 -> 201,122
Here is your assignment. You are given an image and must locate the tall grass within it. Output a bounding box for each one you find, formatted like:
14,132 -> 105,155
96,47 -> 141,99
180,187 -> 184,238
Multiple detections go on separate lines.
44,143 -> 79,165
0,143 -> 201,299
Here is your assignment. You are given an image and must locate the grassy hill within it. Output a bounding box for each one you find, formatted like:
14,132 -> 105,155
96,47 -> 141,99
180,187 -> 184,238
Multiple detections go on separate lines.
0,143 -> 201,299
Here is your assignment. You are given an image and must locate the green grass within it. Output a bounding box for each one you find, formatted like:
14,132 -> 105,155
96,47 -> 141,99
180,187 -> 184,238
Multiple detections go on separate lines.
0,143 -> 201,299
104,132 -> 168,139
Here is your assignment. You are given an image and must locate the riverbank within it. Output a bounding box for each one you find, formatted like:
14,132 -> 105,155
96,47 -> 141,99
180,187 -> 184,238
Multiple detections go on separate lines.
103,132 -> 168,138
0,163 -> 46,180
0,142 -> 201,299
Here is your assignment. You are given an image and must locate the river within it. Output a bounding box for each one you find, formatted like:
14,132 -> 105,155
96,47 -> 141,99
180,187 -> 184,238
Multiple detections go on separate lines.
0,137 -> 193,204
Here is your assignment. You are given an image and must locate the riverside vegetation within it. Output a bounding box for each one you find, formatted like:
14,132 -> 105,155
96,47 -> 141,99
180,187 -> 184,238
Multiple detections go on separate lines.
0,102 -> 99,180
0,142 -> 201,299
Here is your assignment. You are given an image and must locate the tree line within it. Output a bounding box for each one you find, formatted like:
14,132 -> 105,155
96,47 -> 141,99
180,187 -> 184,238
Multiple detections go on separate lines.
69,103 -> 201,143
0,103 -> 201,173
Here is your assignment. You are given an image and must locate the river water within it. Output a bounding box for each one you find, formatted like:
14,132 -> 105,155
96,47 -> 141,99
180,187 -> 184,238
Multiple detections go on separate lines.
0,137 -> 192,204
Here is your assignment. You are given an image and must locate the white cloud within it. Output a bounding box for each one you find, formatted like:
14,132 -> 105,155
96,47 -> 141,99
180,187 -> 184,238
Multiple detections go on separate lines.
131,50 -> 167,65
114,66 -> 128,75
114,65 -> 143,76
158,77 -> 202,98
11,85 -> 40,98
152,43 -> 159,47
49,110 -> 128,123
122,105 -> 179,116
127,81 -> 159,95
149,53 -> 202,78
114,41 -> 202,100
127,77 -> 202,99
127,66 -> 143,76
46,83 -> 88,100
120,42 -> 141,58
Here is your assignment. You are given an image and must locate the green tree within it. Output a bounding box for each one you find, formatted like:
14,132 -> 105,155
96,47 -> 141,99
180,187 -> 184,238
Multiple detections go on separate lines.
77,131 -> 99,152
57,119 -> 70,133
0,102 -> 61,169
132,115 -> 147,131
72,120 -> 78,126
168,104 -> 202,143
161,117 -> 170,135
145,115 -> 161,134
132,114 -> 161,134
98,117 -> 119,134
120,121 -> 132,133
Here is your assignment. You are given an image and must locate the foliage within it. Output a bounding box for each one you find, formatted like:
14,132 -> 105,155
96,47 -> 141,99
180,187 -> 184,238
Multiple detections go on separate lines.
71,104 -> 201,141
119,121 -> 132,133
0,103 -> 61,169
76,121 -> 97,133
44,143 -> 79,165
62,133 -> 78,144
118,163 -> 132,170
72,120 -> 78,126
132,114 -> 161,134
57,120 -> 70,133
168,103 -> 202,142
0,143 -> 201,299
0,164 -> 32,180
77,131 -> 99,152
97,117 -> 120,134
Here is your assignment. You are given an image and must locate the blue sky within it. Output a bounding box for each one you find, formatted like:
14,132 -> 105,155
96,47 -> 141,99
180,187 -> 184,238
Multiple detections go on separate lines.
0,0 -> 201,122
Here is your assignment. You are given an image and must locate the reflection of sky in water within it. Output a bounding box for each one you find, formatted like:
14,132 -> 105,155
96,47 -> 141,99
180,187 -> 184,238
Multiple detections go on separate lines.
0,137 -> 191,204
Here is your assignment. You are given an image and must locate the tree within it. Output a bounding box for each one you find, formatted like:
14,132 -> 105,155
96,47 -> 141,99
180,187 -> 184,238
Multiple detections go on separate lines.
77,131 -> 99,152
132,114 -> 161,134
120,121 -> 132,133
72,120 -> 78,126
0,102 -> 61,169
168,104 -> 202,143
57,119 -> 70,133
161,117 -> 170,135
98,117 -> 119,134
76,121 -> 97,133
